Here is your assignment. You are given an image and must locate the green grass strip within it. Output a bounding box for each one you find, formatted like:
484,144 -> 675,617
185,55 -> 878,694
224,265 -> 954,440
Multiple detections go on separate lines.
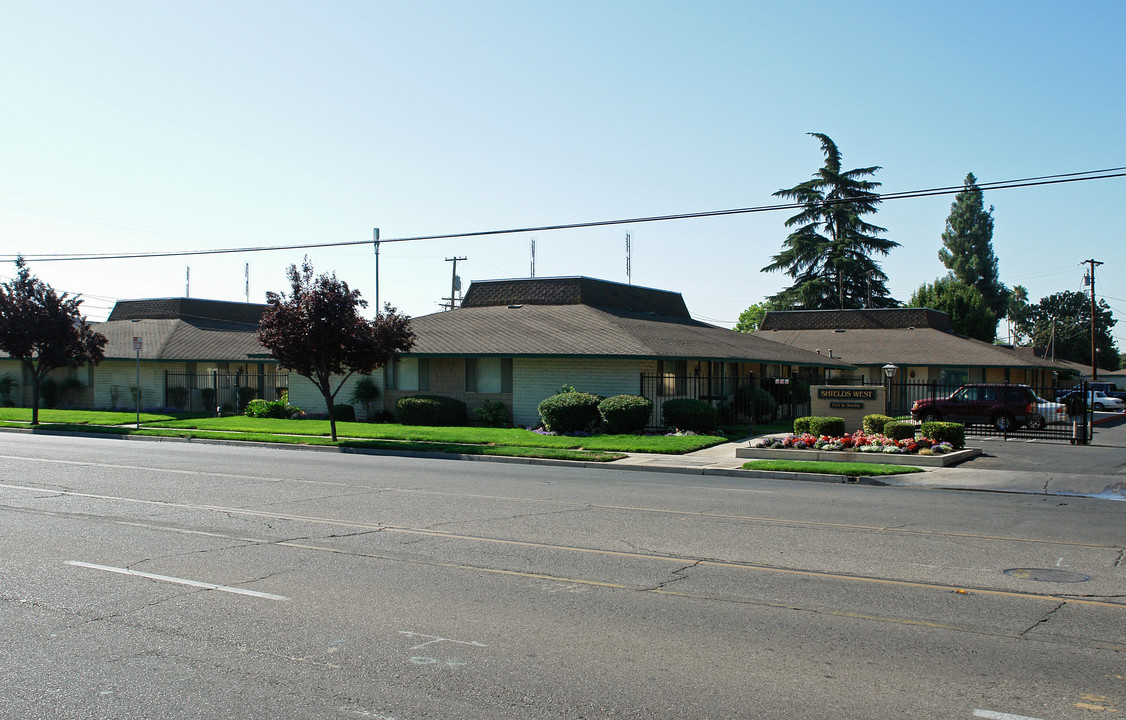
740,460 -> 924,477
0,409 -> 183,424
144,416 -> 726,454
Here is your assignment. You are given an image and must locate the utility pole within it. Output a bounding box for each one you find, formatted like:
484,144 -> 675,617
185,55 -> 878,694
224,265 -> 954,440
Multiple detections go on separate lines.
530,238 -> 536,278
443,256 -> 467,310
373,228 -> 380,315
1083,259 -> 1103,380
625,233 -> 631,285
244,263 -> 250,303
185,266 -> 190,298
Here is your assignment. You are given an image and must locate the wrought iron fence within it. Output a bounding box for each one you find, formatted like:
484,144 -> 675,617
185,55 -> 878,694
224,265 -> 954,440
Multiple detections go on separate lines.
164,371 -> 289,414
886,379 -> 1089,443
638,373 -> 848,431
638,374 -> 1094,443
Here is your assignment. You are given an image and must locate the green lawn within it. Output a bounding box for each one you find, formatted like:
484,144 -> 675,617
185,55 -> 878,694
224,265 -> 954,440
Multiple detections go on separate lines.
145,416 -> 727,454
0,409 -> 727,458
740,460 -> 924,477
0,408 -> 183,424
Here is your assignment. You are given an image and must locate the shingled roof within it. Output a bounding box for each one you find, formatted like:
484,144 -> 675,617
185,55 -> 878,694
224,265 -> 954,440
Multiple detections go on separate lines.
96,298 -> 271,362
460,276 -> 691,317
407,278 -> 851,367
759,307 -> 953,332
755,308 -> 1062,370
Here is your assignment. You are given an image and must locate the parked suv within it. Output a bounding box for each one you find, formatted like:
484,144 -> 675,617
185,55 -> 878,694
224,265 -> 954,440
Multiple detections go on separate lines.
910,384 -> 1038,431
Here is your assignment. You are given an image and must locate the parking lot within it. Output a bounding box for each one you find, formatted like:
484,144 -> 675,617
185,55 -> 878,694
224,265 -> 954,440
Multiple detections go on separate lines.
959,413 -> 1126,475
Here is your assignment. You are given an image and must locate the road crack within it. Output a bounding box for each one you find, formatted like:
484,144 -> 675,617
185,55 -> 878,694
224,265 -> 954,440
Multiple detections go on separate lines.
643,560 -> 701,591
1020,600 -> 1065,636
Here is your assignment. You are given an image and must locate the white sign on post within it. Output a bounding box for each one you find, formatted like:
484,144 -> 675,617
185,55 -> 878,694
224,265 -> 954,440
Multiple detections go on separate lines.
133,337 -> 143,352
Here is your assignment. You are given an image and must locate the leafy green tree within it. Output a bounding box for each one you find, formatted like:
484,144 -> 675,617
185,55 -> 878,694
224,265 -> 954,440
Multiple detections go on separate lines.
910,275 -> 997,342
1004,284 -> 1029,344
257,258 -> 415,441
763,133 -> 900,309
0,257 -> 107,424
1015,291 -> 1120,370
734,301 -> 782,333
938,173 -> 1008,317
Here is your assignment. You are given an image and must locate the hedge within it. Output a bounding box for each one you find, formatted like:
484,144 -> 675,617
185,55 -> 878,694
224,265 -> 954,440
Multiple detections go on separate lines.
808,416 -> 845,437
396,395 -> 468,426
538,391 -> 603,433
598,395 -> 653,435
793,416 -> 813,434
883,420 -> 916,441
662,398 -> 717,433
332,403 -> 357,423
920,421 -> 965,449
863,414 -> 894,435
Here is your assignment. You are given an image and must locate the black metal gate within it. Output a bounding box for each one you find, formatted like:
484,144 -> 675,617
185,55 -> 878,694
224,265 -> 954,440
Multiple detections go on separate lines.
164,371 -> 289,414
888,379 -> 1090,444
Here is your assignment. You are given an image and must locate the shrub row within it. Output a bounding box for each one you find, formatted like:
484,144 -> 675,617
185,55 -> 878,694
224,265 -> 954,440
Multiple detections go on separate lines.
661,398 -> 717,433
396,395 -> 468,426
793,416 -> 846,437
245,396 -> 302,419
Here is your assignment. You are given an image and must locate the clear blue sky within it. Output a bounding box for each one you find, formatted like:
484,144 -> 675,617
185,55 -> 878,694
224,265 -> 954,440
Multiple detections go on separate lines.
2,1 -> 1123,350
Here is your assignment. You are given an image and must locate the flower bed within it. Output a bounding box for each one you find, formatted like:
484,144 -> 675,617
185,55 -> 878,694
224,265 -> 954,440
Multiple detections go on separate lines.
753,430 -> 955,456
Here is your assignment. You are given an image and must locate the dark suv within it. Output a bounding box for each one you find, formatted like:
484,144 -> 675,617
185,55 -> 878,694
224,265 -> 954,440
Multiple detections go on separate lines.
911,384 -> 1038,431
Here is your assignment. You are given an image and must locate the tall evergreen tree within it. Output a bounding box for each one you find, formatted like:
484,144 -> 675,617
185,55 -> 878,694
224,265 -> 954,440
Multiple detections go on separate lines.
938,173 -> 1008,317
763,133 -> 899,309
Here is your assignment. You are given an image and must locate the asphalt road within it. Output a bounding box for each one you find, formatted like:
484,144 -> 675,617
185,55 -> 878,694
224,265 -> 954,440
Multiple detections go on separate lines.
1,433 -> 1124,719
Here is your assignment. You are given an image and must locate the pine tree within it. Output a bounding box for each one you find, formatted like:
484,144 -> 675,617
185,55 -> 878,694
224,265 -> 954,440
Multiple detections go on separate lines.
938,173 -> 1008,317
763,134 -> 899,309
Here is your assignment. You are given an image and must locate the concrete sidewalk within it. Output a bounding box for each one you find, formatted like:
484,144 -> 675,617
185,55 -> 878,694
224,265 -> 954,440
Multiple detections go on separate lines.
610,439 -> 1126,500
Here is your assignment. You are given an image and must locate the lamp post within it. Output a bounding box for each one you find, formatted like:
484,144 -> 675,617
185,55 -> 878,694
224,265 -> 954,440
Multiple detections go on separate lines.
882,364 -> 898,417
131,320 -> 142,429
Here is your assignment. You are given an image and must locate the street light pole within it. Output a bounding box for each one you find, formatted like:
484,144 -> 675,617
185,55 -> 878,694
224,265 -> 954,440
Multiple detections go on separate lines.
882,364 -> 898,417
131,320 -> 142,429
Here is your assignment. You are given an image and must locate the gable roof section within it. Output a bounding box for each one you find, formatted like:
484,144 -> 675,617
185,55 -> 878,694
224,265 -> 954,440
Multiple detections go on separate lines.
406,302 -> 851,367
96,298 -> 271,362
108,298 -> 267,324
759,307 -> 953,332
461,276 -> 691,318
755,308 -> 1064,370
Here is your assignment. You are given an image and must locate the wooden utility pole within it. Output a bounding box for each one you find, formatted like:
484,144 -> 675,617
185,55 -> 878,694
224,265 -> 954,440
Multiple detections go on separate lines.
443,256 -> 467,310
1083,259 -> 1103,380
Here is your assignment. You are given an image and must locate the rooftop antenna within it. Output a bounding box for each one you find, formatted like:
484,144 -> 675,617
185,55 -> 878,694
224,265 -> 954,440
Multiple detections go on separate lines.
185,266 -> 190,298
625,232 -> 631,285
530,237 -> 536,278
244,262 -> 250,303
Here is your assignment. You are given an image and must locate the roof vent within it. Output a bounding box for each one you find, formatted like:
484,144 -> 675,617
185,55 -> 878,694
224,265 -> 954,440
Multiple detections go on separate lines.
507,304 -> 523,309
907,326 -> 915,330
834,328 -> 846,333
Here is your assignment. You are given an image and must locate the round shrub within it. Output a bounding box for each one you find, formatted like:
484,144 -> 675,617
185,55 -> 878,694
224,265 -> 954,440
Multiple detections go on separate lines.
598,395 -> 653,435
809,416 -> 845,437
333,403 -> 357,423
662,398 -> 717,433
793,416 -> 813,435
863,414 -> 894,435
396,395 -> 468,426
538,391 -> 602,433
883,420 -> 915,441
920,421 -> 965,449
474,400 -> 509,427
245,397 -> 300,419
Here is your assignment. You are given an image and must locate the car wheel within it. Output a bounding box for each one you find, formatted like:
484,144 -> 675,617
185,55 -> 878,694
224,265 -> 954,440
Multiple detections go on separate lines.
993,414 -> 1014,431
1029,415 -> 1046,430
920,412 -> 939,424
1094,403 -> 1105,411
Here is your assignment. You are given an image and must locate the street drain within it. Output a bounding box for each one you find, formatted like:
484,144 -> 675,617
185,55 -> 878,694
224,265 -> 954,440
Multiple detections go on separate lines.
1003,568 -> 1090,583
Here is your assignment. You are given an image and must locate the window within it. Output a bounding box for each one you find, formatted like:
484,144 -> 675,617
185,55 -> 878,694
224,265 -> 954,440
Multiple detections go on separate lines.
465,358 -> 512,393
657,360 -> 687,396
392,357 -> 430,391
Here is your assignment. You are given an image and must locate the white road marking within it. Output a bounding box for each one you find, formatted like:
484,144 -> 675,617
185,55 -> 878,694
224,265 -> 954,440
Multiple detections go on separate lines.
399,631 -> 487,650
66,561 -> 289,600
973,709 -> 1048,720
0,454 -> 352,486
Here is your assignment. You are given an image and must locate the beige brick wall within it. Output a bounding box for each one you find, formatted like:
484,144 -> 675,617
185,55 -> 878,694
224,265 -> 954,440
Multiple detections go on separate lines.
512,358 -> 640,427
95,361 -> 179,409
384,358 -> 513,424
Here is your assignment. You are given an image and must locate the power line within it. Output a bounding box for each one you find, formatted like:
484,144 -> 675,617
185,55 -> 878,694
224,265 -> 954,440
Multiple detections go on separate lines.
4,167 -> 1125,264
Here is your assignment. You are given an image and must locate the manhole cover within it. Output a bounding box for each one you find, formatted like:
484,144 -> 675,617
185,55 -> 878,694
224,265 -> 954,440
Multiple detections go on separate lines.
1003,568 -> 1090,583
